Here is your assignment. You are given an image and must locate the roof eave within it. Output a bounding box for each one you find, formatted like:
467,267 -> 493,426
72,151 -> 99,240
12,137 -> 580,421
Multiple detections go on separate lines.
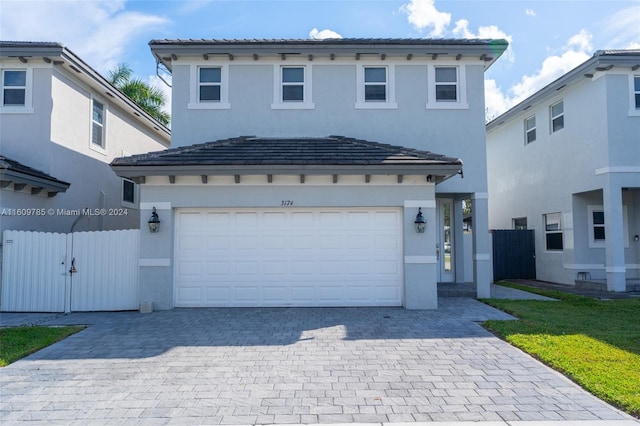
111,163 -> 462,181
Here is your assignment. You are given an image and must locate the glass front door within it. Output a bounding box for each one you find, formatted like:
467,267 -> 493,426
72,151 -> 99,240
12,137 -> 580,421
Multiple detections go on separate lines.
437,199 -> 454,282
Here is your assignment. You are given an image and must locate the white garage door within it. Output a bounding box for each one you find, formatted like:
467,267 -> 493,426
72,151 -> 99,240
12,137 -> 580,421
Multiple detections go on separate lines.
174,208 -> 403,307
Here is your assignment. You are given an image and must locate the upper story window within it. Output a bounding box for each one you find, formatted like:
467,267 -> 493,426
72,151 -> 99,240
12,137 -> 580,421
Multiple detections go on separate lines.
272,65 -> 314,109
364,67 -> 387,102
281,67 -> 304,102
524,115 -> 536,144
91,99 -> 105,149
355,64 -> 397,109
426,64 -> 468,109
544,212 -> 563,251
550,100 -> 564,133
199,67 -> 221,102
1,68 -> 33,113
435,67 -> 458,102
188,65 -> 229,109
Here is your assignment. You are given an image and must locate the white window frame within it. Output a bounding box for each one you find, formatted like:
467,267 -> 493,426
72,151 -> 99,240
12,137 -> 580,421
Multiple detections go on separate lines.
544,212 -> 563,252
629,75 -> 640,117
355,64 -> 397,109
0,67 -> 33,113
587,205 -> 630,248
188,65 -> 230,109
550,100 -> 564,133
271,64 -> 314,110
426,64 -> 468,109
89,97 -> 107,153
524,115 -> 536,144
121,178 -> 137,208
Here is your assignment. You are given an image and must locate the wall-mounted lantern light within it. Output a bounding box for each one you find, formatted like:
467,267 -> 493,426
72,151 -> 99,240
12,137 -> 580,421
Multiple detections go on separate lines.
148,207 -> 160,233
414,207 -> 426,234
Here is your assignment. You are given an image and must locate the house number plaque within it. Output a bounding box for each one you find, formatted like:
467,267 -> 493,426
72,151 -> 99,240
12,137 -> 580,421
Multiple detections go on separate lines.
281,200 -> 294,206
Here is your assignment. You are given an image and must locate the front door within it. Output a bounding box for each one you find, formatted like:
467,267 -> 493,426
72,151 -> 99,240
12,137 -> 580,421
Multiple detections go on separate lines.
437,199 -> 454,282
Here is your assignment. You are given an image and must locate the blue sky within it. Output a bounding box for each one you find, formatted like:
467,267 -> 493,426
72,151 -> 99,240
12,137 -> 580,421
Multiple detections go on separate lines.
1,0 -> 639,118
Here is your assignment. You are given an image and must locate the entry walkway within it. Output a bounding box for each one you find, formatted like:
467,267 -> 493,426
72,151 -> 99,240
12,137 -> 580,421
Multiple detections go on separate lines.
1,299 -> 637,424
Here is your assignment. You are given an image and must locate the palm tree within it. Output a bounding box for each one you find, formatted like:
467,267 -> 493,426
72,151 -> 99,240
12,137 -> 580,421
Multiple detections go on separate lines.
108,63 -> 170,126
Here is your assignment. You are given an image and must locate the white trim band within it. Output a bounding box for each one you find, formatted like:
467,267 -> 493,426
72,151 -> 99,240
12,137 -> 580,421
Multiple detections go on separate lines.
404,256 -> 437,264
606,266 -> 627,273
140,202 -> 172,210
595,166 -> 640,175
472,192 -> 488,200
564,264 -> 604,270
404,200 -> 436,208
139,258 -> 171,267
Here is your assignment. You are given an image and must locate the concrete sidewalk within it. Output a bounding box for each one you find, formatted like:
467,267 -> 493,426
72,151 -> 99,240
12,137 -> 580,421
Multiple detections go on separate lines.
1,299 -> 637,425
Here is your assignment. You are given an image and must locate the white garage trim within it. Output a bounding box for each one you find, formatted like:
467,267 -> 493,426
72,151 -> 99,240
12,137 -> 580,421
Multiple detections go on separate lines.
174,207 -> 403,307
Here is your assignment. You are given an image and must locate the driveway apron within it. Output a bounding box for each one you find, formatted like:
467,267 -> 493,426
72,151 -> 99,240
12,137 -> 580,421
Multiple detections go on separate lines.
0,298 -> 635,424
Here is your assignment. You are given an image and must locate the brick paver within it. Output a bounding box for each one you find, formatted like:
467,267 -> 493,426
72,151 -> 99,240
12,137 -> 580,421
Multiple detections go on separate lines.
0,298 -> 636,424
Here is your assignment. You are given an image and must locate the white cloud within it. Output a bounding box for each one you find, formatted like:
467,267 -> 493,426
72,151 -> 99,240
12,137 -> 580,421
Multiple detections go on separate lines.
602,2 -> 640,50
0,0 -> 167,74
484,79 -> 511,122
525,9 -> 536,17
399,0 -> 451,37
486,30 -> 593,119
453,19 -> 514,63
309,28 -> 343,40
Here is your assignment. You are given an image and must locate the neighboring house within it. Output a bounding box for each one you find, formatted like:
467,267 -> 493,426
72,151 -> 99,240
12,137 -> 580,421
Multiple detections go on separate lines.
0,42 -> 170,234
112,38 -> 508,310
487,49 -> 640,291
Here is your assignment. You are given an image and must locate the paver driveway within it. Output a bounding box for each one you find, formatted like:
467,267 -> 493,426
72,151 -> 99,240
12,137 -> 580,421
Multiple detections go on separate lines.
0,298 -> 636,425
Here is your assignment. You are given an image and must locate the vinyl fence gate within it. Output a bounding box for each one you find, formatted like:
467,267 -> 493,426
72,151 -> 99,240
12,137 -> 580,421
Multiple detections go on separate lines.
491,229 -> 536,282
1,229 -> 139,312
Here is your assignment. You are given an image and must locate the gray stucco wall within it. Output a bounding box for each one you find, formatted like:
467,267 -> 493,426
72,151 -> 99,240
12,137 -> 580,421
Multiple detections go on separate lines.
138,180 -> 439,310
487,72 -> 640,285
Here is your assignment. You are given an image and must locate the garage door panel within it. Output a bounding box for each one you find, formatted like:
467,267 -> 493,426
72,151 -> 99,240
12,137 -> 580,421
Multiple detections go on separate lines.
175,208 -> 402,307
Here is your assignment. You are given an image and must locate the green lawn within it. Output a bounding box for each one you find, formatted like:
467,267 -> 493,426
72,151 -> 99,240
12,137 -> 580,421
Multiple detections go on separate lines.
0,326 -> 84,367
482,281 -> 640,418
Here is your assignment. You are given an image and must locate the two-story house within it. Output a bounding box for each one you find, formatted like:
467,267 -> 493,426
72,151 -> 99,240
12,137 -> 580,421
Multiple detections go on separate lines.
487,49 -> 640,292
111,38 -> 508,310
0,41 -> 170,234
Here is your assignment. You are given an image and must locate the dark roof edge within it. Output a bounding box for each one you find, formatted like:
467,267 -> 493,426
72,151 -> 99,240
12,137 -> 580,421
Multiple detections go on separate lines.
111,164 -> 463,178
487,49 -> 640,131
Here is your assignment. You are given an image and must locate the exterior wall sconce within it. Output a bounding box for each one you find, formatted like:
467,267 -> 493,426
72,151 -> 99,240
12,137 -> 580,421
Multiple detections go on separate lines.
148,207 -> 160,233
635,235 -> 639,242
414,207 -> 426,233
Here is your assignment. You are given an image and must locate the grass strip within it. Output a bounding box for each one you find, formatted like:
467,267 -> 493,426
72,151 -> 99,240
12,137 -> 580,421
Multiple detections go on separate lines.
483,282 -> 640,417
0,325 -> 84,367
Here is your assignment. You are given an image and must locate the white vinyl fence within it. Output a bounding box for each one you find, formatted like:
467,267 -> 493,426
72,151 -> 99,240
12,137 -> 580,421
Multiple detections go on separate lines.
1,229 -> 139,312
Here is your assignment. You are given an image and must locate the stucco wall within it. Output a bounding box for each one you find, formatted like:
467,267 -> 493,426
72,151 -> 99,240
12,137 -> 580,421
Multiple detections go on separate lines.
137,177 -> 439,310
487,72 -> 640,285
170,58 -> 489,194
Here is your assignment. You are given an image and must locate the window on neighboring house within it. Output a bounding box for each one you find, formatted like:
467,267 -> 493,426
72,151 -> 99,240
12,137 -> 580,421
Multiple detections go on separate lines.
122,178 -> 136,205
199,67 -> 222,102
2,69 -> 26,106
634,76 -> 640,109
281,67 -> 304,102
525,115 -> 536,144
513,217 -> 528,230
544,212 -> 563,251
91,99 -> 105,148
364,67 -> 387,102
550,100 -> 564,133
435,67 -> 458,102
592,209 -> 605,241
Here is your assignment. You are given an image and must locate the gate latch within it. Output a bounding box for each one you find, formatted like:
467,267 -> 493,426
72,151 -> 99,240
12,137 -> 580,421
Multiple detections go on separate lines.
69,258 -> 77,274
